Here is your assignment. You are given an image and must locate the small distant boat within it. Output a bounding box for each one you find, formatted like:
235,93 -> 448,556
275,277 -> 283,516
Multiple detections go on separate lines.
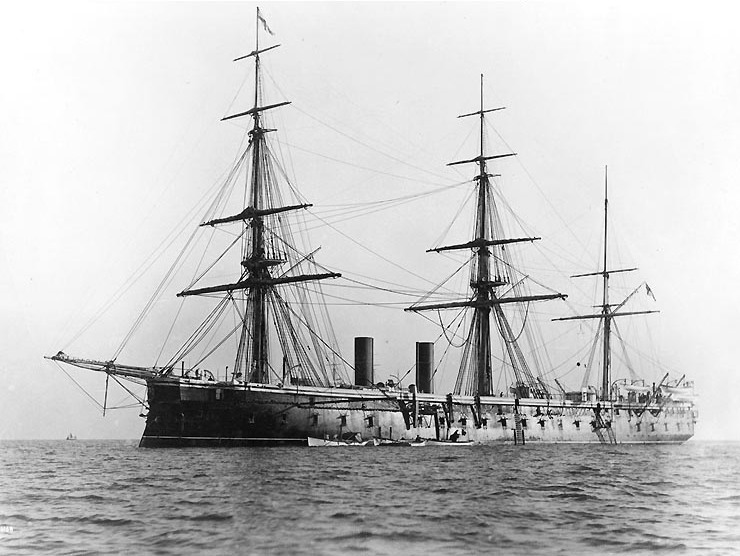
66,433 -> 77,441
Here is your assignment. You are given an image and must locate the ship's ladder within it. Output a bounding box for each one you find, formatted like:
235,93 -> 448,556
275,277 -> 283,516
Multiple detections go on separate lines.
593,428 -> 607,444
513,413 -> 525,445
592,414 -> 617,444
605,426 -> 617,444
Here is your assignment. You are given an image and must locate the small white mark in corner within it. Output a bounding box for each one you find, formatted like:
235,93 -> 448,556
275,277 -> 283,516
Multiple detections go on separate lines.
0,525 -> 14,538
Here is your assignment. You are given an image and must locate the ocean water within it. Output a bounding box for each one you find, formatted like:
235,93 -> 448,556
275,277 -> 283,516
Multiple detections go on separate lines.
0,441 -> 738,555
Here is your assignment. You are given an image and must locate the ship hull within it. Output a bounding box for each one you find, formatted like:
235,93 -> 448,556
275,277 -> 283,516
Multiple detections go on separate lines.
139,378 -> 696,447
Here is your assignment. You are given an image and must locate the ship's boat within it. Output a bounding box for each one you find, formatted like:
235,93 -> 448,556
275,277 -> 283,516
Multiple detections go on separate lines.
47,8 -> 696,446
624,384 -> 653,393
307,437 -> 372,447
426,439 -> 475,447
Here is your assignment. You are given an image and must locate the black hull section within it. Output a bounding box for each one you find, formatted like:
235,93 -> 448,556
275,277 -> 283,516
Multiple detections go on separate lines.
140,436 -> 306,448
140,380 -> 414,448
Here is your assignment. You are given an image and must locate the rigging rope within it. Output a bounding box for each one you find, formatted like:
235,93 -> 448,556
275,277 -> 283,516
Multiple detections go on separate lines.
110,147 -> 254,361
306,209 -> 446,290
505,301 -> 531,344
484,118 -> 592,255
431,184 -> 478,249
437,309 -> 468,348
408,255 -> 475,307
276,140 -> 455,188
53,361 -> 104,410
289,104 -> 453,186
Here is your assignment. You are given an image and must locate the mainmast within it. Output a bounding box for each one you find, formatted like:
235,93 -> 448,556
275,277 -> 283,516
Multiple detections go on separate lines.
473,75 -> 492,397
177,7 -> 340,385
406,75 -> 565,399
249,8 -> 267,382
554,166 -> 657,400
601,168 -> 611,400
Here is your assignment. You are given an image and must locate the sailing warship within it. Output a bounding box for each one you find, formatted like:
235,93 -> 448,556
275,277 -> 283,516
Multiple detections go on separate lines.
48,10 -> 696,446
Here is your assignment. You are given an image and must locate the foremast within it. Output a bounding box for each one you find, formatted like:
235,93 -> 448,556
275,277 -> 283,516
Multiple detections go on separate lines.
46,8 -> 344,389
177,7 -> 339,385
553,167 -> 658,400
406,75 -> 565,399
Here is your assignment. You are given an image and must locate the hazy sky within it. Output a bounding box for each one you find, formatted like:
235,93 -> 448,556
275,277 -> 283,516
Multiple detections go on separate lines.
1,1 -> 738,441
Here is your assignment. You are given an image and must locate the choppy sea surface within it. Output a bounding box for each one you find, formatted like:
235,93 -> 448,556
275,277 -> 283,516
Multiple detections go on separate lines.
0,440 -> 738,555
